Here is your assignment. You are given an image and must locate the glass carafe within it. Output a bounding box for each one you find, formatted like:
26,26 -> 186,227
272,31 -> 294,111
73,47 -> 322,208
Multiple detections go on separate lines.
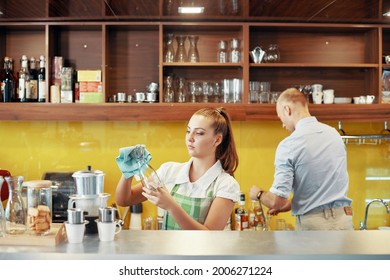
0,176 -> 5,237
164,75 -> 175,103
177,77 -> 187,103
164,33 -> 175,63
5,176 -> 26,234
187,35 -> 200,63
265,44 -> 280,63
175,35 -> 187,63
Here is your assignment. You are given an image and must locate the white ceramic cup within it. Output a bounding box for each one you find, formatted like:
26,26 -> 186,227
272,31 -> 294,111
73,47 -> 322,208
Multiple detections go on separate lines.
353,97 -> 360,104
311,84 -> 323,93
65,221 -> 88,243
323,89 -> 334,104
312,91 -> 323,104
366,95 -> 375,104
96,220 -> 122,242
359,95 -> 367,104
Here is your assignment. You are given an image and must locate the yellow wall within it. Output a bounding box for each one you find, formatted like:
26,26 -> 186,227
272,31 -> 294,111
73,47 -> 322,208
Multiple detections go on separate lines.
0,119 -> 389,230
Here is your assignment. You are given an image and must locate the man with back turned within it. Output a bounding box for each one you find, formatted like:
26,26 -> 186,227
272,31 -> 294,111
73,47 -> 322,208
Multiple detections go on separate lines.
250,88 -> 353,230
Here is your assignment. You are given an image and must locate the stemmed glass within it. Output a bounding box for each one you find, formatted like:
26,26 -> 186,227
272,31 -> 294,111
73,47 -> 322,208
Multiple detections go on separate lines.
202,82 -> 210,103
188,81 -> 198,103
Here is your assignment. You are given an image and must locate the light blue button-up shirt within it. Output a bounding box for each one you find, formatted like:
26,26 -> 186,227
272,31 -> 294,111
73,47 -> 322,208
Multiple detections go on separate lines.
269,117 -> 352,216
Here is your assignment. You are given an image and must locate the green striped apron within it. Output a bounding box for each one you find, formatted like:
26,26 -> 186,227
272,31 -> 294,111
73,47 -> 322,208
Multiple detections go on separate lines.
163,179 -> 217,230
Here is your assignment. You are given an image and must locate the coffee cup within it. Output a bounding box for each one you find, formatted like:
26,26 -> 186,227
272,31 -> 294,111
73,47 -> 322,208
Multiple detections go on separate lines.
146,92 -> 156,102
353,97 -> 360,104
135,92 -> 145,102
311,84 -> 323,93
366,95 -> 375,104
65,221 -> 88,243
312,91 -> 323,104
96,219 -> 122,242
359,95 -> 367,104
323,89 -> 334,104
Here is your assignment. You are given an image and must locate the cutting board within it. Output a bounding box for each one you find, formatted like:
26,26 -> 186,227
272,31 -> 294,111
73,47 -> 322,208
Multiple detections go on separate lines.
0,223 -> 66,246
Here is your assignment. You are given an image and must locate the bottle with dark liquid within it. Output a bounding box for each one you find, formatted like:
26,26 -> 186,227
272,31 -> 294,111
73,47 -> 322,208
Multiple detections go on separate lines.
37,55 -> 46,102
1,57 -> 17,102
27,57 -> 38,102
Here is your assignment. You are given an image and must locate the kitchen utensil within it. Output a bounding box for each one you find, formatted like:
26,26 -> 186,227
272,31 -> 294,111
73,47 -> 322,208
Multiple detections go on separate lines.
98,207 -> 117,223
72,166 -> 105,196
67,208 -> 86,224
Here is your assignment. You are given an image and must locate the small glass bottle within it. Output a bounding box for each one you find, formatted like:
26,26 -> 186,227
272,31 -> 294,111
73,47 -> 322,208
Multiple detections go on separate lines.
229,38 -> 241,63
217,40 -> 228,63
5,176 -> 26,234
25,180 -> 52,235
187,35 -> 200,63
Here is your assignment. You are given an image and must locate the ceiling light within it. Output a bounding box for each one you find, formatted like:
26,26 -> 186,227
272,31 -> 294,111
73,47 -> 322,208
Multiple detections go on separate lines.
0,11 -> 3,15
383,11 -> 390,16
178,6 -> 204,14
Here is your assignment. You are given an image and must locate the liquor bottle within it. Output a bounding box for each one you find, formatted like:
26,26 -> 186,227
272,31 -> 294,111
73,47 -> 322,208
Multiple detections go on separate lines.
18,55 -> 29,102
27,57 -> 38,102
37,55 -> 46,102
1,57 -> 17,102
249,199 -> 267,231
234,192 -> 249,231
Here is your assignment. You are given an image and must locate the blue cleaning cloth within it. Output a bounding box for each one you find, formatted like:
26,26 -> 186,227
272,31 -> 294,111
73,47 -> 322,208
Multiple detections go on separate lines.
116,144 -> 152,179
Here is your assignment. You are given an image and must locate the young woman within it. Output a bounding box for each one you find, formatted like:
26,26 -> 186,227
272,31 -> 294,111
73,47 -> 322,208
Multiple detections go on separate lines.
115,107 -> 240,230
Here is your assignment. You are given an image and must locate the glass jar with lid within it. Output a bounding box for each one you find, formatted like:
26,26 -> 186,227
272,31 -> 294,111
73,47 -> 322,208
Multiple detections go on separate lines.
25,180 -> 52,235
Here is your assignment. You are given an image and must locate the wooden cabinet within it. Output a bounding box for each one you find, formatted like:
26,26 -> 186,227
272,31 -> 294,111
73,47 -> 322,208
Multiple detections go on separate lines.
0,0 -> 389,122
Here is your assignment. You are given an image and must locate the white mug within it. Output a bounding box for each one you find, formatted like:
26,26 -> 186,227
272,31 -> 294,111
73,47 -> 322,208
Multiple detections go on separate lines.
359,96 -> 367,104
323,89 -> 334,104
65,221 -> 88,243
353,97 -> 360,104
366,95 -> 375,104
96,220 -> 122,242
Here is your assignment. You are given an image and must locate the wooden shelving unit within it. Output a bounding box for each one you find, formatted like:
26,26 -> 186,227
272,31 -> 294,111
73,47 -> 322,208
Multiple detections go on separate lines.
0,0 -> 388,122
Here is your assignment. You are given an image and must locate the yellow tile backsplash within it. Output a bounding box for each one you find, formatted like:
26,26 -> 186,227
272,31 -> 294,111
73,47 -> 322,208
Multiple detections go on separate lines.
0,120 -> 388,230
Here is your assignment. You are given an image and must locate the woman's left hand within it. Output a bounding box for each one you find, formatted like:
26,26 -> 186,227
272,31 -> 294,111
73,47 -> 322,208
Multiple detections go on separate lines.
142,186 -> 176,211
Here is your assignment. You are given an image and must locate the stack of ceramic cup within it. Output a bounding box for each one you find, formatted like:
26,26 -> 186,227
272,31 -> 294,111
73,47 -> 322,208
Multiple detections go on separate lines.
311,84 -> 323,104
323,89 -> 335,104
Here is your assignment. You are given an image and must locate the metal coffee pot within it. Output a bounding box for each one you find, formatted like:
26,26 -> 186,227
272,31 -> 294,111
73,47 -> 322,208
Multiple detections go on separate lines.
98,207 -> 118,223
72,165 -> 105,196
250,46 -> 265,64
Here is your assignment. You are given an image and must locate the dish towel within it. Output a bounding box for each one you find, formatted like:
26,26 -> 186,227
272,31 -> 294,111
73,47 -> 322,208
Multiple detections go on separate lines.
116,144 -> 152,179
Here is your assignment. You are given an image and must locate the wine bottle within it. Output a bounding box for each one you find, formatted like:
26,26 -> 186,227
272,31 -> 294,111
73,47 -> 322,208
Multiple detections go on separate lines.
1,57 -> 17,102
18,55 -> 29,102
37,55 -> 46,102
27,57 -> 38,102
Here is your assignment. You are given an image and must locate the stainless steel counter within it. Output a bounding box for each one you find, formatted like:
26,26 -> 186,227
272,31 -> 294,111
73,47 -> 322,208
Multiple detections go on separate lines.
1,230 -> 390,260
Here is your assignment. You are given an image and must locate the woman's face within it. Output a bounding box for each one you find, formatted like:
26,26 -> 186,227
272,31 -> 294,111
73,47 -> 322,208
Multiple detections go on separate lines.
186,114 -> 222,159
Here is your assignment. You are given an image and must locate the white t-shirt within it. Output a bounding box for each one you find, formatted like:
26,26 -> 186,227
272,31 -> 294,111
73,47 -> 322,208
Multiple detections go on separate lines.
156,158 -> 240,202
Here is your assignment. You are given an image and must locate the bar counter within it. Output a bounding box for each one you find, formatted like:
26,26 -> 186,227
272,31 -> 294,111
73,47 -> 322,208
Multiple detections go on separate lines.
1,229 -> 390,260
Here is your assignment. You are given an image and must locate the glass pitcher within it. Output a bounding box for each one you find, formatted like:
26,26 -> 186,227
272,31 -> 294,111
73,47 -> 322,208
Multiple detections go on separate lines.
0,176 -> 5,237
175,35 -> 187,63
5,176 -> 26,234
187,35 -> 200,63
164,33 -> 175,63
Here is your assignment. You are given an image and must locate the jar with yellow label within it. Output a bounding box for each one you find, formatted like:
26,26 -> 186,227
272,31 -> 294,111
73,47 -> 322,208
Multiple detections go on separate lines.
25,180 -> 52,235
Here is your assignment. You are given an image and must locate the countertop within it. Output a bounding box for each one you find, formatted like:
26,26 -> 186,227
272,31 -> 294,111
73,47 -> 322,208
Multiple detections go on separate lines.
1,229 -> 390,260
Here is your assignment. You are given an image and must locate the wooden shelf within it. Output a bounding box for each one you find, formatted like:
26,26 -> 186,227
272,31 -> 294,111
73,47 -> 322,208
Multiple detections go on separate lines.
0,103 -> 388,122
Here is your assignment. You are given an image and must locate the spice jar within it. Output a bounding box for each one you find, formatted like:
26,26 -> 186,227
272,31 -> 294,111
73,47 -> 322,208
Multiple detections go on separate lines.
25,180 -> 52,235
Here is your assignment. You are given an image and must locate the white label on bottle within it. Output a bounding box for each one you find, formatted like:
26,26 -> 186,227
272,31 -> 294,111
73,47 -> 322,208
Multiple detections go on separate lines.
38,80 -> 46,100
19,78 -> 25,98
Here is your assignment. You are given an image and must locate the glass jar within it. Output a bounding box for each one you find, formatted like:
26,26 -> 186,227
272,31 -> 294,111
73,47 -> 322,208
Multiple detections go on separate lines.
25,180 -> 52,235
187,35 -> 200,63
265,44 -> 280,63
5,176 -> 26,234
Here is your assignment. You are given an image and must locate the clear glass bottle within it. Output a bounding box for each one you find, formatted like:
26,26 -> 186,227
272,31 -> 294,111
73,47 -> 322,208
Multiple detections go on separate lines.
18,55 -> 29,102
5,176 -> 26,234
25,180 -> 52,235
0,176 -> 5,237
164,33 -> 175,63
37,55 -> 46,102
164,75 -> 175,102
174,35 -> 187,63
1,57 -> 16,102
27,57 -> 38,102
229,38 -> 241,63
187,35 -> 200,63
217,40 -> 228,63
